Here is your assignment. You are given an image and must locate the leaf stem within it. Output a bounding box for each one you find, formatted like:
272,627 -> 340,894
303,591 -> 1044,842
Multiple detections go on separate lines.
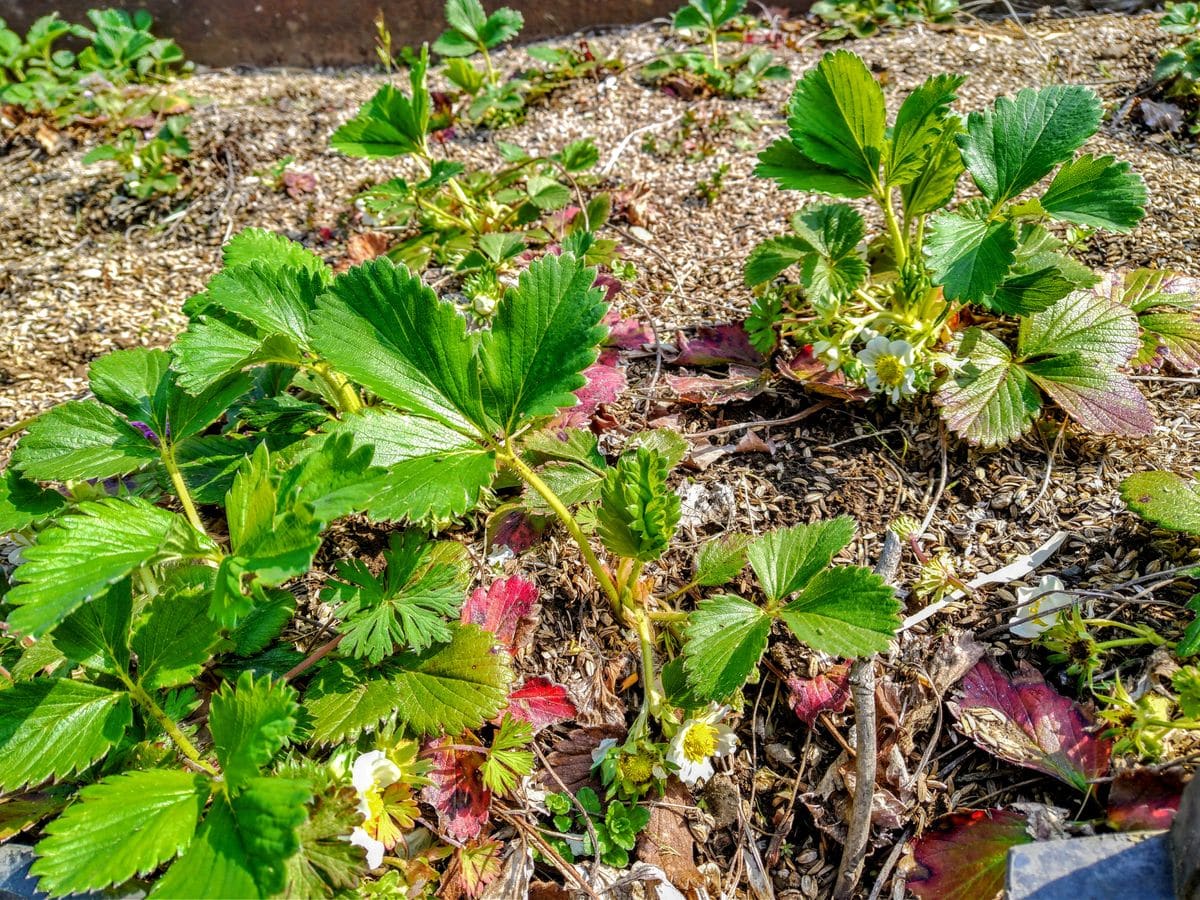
708,28 -> 721,69
311,362 -> 363,415
123,676 -> 218,777
160,445 -> 206,535
480,45 -> 498,86
0,412 -> 42,442
502,450 -> 620,607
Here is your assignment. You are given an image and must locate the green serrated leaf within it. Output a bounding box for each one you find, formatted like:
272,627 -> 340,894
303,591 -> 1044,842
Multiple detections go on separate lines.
754,137 -> 873,199
785,50 -> 886,189
479,252 -> 607,434
53,578 -> 131,675
694,534 -> 751,587
276,432 -> 384,526
332,409 -> 497,525
12,400 -> 158,482
209,672 -> 299,790
1040,154 -> 1146,232
986,267 -> 1076,316
331,50 -> 430,158
311,258 -> 487,433
221,228 -> 329,282
32,770 -> 209,896
960,84 -> 1102,206
747,518 -> 855,604
173,318 -> 302,394
0,470 -> 66,533
304,624 -> 512,744
792,203 -> 867,303
202,263 -> 322,348
481,715 -> 534,795
682,594 -> 771,702
5,499 -> 217,638
325,530 -> 467,663
133,580 -> 222,689
744,234 -> 814,287
0,680 -> 132,792
900,121 -> 964,217
229,778 -> 312,895
886,73 -> 964,186
937,328 -> 1040,447
926,208 -> 1017,303
778,566 -> 899,657
1018,288 -> 1140,363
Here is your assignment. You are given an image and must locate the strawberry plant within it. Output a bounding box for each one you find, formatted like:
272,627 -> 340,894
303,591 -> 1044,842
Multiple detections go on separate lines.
0,8 -> 191,124
1154,3 -> 1200,134
747,50 -> 1161,447
332,47 -> 613,272
639,0 -> 790,99
810,0 -> 958,42
83,113 -> 191,199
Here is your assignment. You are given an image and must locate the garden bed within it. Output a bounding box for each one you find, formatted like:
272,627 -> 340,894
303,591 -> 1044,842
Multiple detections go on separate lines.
2,8 -> 1199,898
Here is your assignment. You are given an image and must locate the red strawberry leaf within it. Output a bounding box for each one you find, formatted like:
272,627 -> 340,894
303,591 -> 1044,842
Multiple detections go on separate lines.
487,508 -> 547,556
670,323 -> 765,367
1107,768 -> 1186,832
422,737 -> 492,843
502,677 -> 576,732
778,348 -> 870,400
602,307 -> 652,350
948,659 -> 1111,791
551,350 -> 627,431
461,576 -> 539,656
454,840 -> 504,898
907,808 -> 1033,900
786,664 -> 851,725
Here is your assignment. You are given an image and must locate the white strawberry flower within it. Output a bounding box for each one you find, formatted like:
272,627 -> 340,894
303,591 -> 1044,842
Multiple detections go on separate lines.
667,705 -> 737,787
857,336 -> 917,402
1009,575 -> 1070,639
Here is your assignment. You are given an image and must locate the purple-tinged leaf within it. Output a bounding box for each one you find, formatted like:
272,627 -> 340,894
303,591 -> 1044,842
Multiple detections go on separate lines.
907,808 -> 1032,900
551,350 -> 626,431
670,323 -> 765,367
777,348 -> 871,401
786,664 -> 851,725
602,308 -> 652,350
422,738 -> 491,843
487,508 -> 547,555
461,576 -> 539,656
948,658 -> 1111,791
501,677 -> 576,732
667,365 -> 770,404
1107,768 -> 1185,832
1022,355 -> 1154,436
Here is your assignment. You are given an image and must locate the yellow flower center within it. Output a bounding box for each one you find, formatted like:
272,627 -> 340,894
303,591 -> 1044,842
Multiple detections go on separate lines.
874,354 -> 905,388
682,723 -> 718,762
619,751 -> 656,784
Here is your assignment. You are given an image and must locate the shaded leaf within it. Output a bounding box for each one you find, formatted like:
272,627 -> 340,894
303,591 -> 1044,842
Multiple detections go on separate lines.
786,664 -> 851,725
422,737 -> 491,842
907,808 -> 1033,900
1106,768 -> 1185,832
948,658 -> 1111,791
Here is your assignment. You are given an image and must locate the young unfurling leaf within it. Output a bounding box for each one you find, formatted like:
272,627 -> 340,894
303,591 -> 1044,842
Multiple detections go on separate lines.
597,447 -> 681,563
325,531 -> 468,662
331,45 -> 431,158
480,715 -> 534,795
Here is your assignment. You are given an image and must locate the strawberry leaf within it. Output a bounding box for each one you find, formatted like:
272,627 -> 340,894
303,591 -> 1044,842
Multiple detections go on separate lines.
948,658 -> 1112,791
960,84 -> 1102,205
682,594 -> 772,702
907,809 -> 1033,900
937,328 -> 1040,447
324,531 -> 467,663
1022,353 -> 1153,436
331,50 -> 430,157
304,624 -> 512,744
778,566 -> 900,658
31,770 -> 209,896
1121,470 -> 1200,534
746,517 -> 855,603
461,575 -> 538,656
209,672 -> 299,790
502,677 -> 576,731
596,447 -> 681,563
422,737 -> 492,842
786,664 -> 851,725
5,498 -> 217,639
1039,154 -> 1146,231
926,207 -> 1017,303
0,680 -> 132,792
12,400 -> 159,481
1106,768 -> 1185,832
478,252 -> 608,435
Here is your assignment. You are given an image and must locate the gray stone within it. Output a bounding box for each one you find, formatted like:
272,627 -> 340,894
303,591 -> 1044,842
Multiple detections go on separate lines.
0,844 -> 42,900
1006,832 -> 1174,900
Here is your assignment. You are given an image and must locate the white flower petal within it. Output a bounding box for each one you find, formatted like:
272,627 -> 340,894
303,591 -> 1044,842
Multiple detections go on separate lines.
350,827 -> 385,870
351,750 -> 402,795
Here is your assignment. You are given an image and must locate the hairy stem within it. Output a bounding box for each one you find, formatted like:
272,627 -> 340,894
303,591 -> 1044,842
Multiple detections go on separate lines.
708,28 -> 721,69
503,450 -> 621,607
311,363 -> 363,415
480,45 -> 498,86
124,677 -> 218,777
161,445 -> 206,535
